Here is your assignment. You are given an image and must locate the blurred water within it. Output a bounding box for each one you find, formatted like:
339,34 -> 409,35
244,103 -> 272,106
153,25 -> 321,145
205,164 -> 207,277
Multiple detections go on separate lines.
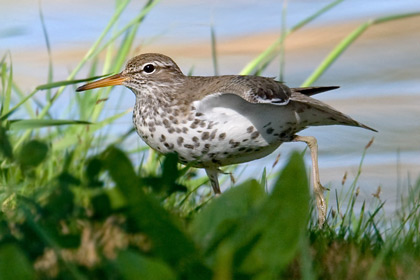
1,0 -> 420,211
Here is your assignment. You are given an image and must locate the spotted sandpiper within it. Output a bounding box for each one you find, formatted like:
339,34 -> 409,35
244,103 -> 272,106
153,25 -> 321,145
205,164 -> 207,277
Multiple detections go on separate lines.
77,53 -> 376,225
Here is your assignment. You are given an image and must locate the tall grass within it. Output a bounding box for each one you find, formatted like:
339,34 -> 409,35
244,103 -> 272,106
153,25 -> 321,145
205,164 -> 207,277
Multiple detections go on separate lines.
0,0 -> 420,279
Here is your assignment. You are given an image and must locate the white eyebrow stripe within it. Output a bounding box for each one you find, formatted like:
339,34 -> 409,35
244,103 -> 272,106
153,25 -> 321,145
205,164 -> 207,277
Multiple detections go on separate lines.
141,61 -> 174,69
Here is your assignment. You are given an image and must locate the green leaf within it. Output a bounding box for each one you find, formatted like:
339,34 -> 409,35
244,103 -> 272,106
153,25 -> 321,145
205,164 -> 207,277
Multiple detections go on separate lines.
0,243 -> 34,280
100,146 -> 202,270
116,250 -> 176,280
91,193 -> 113,219
190,179 -> 265,253
237,151 -> 310,274
0,125 -> 13,159
9,119 -> 91,130
143,153 -> 187,195
17,140 -> 48,167
2,59 -> 13,116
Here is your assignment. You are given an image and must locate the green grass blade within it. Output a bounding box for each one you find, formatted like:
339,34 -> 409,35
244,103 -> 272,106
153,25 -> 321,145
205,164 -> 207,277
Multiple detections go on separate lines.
88,0 -> 161,60
290,0 -> 344,33
1,57 -> 13,117
301,11 -> 420,86
89,1 -> 158,124
0,89 -> 37,121
36,74 -> 111,90
278,0 -> 287,82
38,1 -> 53,101
240,0 -> 344,75
211,24 -> 219,76
35,0 -> 131,116
11,82 -> 36,118
8,119 -> 91,130
52,109 -> 130,151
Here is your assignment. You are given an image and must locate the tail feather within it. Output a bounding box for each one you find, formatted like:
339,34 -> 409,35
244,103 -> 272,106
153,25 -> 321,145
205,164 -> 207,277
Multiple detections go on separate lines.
290,91 -> 377,132
292,86 -> 340,96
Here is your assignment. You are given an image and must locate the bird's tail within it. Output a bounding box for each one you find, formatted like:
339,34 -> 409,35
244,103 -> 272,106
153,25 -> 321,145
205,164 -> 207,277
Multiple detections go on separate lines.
290,92 -> 377,132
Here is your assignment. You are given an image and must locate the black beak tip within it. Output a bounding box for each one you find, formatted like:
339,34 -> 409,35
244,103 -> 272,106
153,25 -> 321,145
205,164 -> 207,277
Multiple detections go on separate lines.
76,85 -> 85,92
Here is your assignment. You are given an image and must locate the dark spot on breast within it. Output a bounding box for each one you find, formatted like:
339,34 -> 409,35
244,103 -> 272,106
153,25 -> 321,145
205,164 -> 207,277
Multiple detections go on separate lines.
204,143 -> 210,149
251,131 -> 260,139
177,137 -> 184,146
163,119 -> 170,128
242,139 -> 248,142
266,127 -> 274,134
210,129 -> 218,140
190,123 -> 198,129
159,134 -> 166,142
212,158 -> 222,165
176,128 -> 182,133
164,142 -> 174,150
238,147 -> 246,151
182,127 -> 189,133
148,126 -> 156,133
168,127 -> 175,133
245,148 -> 254,153
196,112 -> 203,117
247,126 -> 254,133
192,136 -> 199,142
184,144 -> 194,149
200,121 -> 206,128
229,139 -> 240,147
201,132 -> 210,140
219,133 -> 226,140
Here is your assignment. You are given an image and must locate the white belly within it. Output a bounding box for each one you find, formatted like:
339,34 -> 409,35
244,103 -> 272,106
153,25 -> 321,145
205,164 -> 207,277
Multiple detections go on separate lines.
133,93 -> 306,167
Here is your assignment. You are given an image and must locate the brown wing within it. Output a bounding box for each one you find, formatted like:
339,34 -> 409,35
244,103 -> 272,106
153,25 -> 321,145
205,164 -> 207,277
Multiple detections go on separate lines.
216,75 -> 292,105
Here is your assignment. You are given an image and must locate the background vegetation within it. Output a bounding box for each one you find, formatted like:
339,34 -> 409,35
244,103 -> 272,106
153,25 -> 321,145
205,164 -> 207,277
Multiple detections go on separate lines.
1,0 -> 419,279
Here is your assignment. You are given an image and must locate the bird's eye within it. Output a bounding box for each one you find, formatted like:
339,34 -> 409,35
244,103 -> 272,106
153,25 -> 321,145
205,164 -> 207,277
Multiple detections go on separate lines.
143,64 -> 155,73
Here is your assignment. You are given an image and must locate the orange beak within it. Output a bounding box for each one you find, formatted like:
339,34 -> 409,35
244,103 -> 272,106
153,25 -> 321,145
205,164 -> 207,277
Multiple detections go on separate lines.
76,73 -> 127,92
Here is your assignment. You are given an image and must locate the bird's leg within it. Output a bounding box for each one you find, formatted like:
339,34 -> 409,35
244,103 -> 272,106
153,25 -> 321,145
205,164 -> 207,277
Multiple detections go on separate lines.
293,135 -> 327,226
205,167 -> 221,194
